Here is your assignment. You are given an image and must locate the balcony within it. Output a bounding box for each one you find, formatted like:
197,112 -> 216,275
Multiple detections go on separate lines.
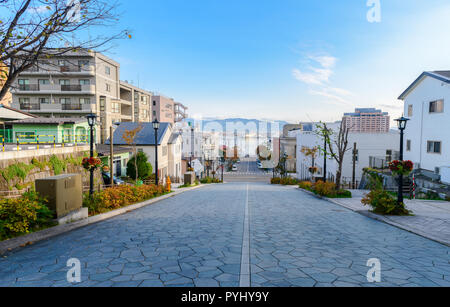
19,103 -> 40,111
62,103 -> 83,111
61,84 -> 82,91
60,66 -> 81,73
18,84 -> 40,91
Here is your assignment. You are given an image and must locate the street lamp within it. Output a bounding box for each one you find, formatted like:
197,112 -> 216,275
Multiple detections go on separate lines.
152,119 -> 160,185
323,128 -> 329,182
86,113 -> 97,197
395,116 -> 410,206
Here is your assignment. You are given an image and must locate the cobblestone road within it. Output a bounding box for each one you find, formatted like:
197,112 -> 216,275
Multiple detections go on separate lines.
0,183 -> 448,287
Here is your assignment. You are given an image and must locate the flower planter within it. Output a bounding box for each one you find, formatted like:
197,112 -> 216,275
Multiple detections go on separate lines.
184,172 -> 195,185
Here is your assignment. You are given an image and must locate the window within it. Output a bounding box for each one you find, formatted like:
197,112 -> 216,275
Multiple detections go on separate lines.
100,97 -> 106,111
112,102 -> 120,113
408,105 -> 413,117
153,101 -> 156,106
39,98 -> 50,104
79,79 -> 90,85
19,97 -> 30,103
60,98 -> 71,104
429,100 -> 444,113
38,79 -> 50,85
153,111 -> 156,116
386,150 -> 393,162
78,60 -> 89,67
162,146 -> 168,156
427,141 -> 442,154
59,79 -> 70,85
105,66 -> 111,75
18,79 -> 29,85
106,83 -> 111,92
79,98 -> 91,105
407,140 -> 411,152
58,60 -> 67,67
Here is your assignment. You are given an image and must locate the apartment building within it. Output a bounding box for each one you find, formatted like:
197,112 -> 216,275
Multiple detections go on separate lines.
119,81 -> 153,123
10,50 -> 153,143
343,108 -> 390,133
152,95 -> 188,124
398,71 -> 450,183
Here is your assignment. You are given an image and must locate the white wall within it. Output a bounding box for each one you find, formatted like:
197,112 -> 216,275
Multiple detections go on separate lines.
296,124 -> 399,183
402,76 -> 450,173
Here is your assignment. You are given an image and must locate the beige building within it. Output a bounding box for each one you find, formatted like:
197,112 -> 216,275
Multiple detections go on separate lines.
152,95 -> 188,124
10,50 -> 153,143
343,108 -> 390,133
280,124 -> 302,172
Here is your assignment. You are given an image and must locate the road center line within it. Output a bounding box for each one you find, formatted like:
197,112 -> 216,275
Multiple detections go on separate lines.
239,184 -> 251,287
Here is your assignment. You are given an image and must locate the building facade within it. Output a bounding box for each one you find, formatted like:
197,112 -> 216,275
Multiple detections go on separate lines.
296,122 -> 399,184
10,50 -> 153,143
151,95 -> 188,124
398,71 -> 450,183
343,108 -> 390,133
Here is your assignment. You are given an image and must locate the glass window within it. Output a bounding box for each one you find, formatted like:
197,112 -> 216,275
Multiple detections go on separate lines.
18,79 -> 29,85
38,79 -> 50,85
79,79 -> 90,85
427,141 -> 442,154
100,97 -> 106,111
407,140 -> 411,152
58,60 -> 67,66
80,98 -> 91,105
19,98 -> 30,103
408,105 -> 413,117
106,83 -> 111,92
429,100 -> 444,113
60,98 -> 71,104
39,98 -> 50,104
59,79 -> 70,85
78,60 -> 89,67
105,66 -> 111,75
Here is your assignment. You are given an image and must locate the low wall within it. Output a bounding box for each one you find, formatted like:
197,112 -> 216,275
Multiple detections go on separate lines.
0,145 -> 90,162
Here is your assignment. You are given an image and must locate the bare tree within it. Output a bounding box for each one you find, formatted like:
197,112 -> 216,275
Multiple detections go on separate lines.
122,124 -> 143,185
317,121 -> 352,190
0,0 -> 130,100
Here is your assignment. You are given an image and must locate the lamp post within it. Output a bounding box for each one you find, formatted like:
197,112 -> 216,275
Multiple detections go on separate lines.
153,119 -> 160,186
86,113 -> 97,197
323,128 -> 329,182
395,117 -> 410,206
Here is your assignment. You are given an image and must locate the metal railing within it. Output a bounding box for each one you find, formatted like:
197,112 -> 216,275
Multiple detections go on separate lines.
19,103 -> 40,110
18,84 -> 40,91
62,103 -> 82,110
61,84 -> 82,91
60,66 -> 81,73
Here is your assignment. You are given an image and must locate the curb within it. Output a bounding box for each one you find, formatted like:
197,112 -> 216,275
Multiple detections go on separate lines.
0,184 -> 206,255
297,188 -> 450,247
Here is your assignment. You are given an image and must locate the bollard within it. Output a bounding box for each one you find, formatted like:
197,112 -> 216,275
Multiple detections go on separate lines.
37,135 -> 40,150
17,138 -> 19,151
166,176 -> 171,192
2,137 -> 4,152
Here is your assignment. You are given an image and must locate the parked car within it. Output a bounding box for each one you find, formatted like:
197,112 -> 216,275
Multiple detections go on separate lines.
102,173 -> 125,186
232,165 -> 238,171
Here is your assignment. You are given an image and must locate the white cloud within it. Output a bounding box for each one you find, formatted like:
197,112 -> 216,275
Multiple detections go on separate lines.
308,89 -> 353,106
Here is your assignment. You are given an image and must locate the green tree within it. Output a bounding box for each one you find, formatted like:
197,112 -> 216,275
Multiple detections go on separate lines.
127,152 -> 152,181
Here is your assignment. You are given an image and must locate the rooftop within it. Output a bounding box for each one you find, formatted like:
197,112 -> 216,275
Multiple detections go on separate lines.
106,122 -> 172,146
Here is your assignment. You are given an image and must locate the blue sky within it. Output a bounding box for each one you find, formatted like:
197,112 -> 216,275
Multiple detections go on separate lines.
106,0 -> 450,123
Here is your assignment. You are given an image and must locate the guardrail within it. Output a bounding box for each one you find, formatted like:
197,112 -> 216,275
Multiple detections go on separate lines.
11,134 -> 90,151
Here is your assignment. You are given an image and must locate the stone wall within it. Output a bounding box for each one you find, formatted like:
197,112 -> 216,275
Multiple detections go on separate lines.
0,148 -> 103,194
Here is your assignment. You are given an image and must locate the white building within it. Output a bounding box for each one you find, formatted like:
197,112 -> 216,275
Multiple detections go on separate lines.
296,122 -> 399,184
108,122 -> 182,182
398,71 -> 450,183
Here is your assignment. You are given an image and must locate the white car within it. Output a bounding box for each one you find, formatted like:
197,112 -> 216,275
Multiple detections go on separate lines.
232,165 -> 238,171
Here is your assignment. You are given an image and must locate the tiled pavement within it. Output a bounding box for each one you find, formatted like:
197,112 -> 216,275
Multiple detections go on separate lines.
0,183 -> 449,287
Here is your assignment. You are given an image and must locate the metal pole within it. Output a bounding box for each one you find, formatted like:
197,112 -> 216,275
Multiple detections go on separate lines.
398,128 -> 404,205
352,142 -> 357,189
154,128 -> 159,186
89,125 -> 94,197
323,130 -> 327,182
110,126 -> 114,187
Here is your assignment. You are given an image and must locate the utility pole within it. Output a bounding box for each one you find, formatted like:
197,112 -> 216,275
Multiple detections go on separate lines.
352,142 -> 357,189
110,126 -> 114,187
323,128 -> 328,182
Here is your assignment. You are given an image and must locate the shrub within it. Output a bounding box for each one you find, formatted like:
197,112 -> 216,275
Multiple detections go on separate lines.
127,152 -> 153,180
335,190 -> 352,198
83,184 -> 167,215
362,190 -> 410,215
299,181 -> 313,191
200,177 -> 222,184
0,191 -> 55,241
313,181 -> 336,197
271,177 -> 281,184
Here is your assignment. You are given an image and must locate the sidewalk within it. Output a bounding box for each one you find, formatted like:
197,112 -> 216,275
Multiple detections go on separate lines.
327,190 -> 450,246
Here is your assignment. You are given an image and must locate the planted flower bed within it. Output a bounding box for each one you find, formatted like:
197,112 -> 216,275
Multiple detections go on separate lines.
83,184 -> 169,216
298,180 -> 352,198
271,177 -> 299,185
